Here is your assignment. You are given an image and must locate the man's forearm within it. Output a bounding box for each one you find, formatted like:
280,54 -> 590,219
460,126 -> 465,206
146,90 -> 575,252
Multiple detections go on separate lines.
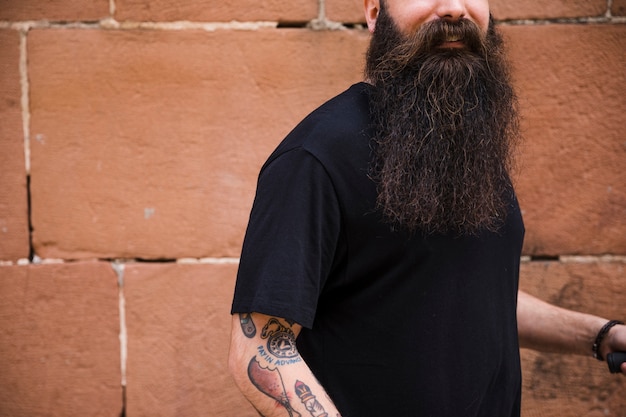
237,355 -> 340,417
228,313 -> 342,417
517,290 -> 609,357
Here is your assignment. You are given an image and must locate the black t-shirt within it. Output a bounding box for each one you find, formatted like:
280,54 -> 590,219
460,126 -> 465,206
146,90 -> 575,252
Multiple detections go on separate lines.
232,83 -> 524,417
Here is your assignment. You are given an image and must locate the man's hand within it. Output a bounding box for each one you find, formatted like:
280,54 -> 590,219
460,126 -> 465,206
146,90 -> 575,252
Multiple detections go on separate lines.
602,324 -> 626,374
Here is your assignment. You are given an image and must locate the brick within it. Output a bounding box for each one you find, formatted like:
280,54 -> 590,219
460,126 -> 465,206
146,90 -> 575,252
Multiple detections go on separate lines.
613,0 -> 626,16
0,0 -> 109,21
325,0 -> 366,24
124,262 -> 257,417
0,262 -> 122,417
491,0 -> 606,20
325,0 -> 608,23
115,0 -> 318,23
0,30 -> 29,261
519,261 -> 626,416
27,28 -> 369,260
502,24 -> 626,256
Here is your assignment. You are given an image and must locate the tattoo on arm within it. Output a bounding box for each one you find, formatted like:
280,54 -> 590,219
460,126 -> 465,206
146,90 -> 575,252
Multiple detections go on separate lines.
261,318 -> 299,359
295,380 -> 330,417
239,313 -> 257,338
244,318 -> 338,415
248,357 -> 337,417
248,357 -> 302,417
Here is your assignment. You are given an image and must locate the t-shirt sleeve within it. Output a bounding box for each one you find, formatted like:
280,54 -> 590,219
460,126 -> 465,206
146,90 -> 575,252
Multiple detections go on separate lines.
231,147 -> 341,328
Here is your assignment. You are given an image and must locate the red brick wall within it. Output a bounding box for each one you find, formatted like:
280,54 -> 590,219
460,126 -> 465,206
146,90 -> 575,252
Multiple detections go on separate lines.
0,1 -> 624,416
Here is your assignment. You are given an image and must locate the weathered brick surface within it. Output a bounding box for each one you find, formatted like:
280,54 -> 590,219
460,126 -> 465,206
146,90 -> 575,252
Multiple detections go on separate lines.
0,262 -> 122,417
503,24 -> 626,256
325,0 -> 365,23
613,0 -> 626,16
27,28 -> 368,260
115,0 -> 318,23
325,0 -> 609,22
491,0 -> 607,20
124,262 -> 257,417
0,30 -> 30,261
0,0 -> 109,21
519,261 -> 626,416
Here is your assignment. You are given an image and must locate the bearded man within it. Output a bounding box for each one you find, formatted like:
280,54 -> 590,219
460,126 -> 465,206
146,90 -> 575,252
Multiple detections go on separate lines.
228,1 -> 626,416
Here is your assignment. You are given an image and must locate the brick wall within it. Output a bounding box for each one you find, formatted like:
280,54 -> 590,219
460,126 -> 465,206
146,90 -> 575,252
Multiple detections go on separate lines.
0,1 -> 624,416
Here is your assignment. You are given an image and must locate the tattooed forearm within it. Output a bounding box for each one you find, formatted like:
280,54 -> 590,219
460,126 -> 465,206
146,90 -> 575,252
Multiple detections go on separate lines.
239,313 -> 257,338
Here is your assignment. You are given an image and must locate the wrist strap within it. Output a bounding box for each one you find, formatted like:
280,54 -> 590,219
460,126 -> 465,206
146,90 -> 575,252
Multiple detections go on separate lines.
592,320 -> 624,361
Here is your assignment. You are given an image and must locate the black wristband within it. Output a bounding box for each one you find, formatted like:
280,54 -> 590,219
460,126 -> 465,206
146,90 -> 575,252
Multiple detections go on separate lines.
592,320 -> 624,361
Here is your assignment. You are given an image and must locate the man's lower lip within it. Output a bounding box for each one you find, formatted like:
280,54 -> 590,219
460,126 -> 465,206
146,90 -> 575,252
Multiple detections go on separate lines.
441,40 -> 465,48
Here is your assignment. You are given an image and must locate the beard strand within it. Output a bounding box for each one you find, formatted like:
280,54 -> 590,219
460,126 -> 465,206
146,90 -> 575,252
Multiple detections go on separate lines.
365,9 -> 520,235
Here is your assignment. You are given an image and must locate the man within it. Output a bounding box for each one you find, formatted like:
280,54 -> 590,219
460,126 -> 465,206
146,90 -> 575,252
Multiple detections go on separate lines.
228,1 -> 626,415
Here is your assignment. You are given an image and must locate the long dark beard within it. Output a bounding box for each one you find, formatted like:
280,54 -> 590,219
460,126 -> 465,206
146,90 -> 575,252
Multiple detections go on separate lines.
366,7 -> 520,235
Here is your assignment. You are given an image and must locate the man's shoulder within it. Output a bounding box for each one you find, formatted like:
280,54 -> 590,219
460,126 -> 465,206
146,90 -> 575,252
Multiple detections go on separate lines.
269,82 -> 373,164
301,81 -> 372,140
312,82 -> 372,120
